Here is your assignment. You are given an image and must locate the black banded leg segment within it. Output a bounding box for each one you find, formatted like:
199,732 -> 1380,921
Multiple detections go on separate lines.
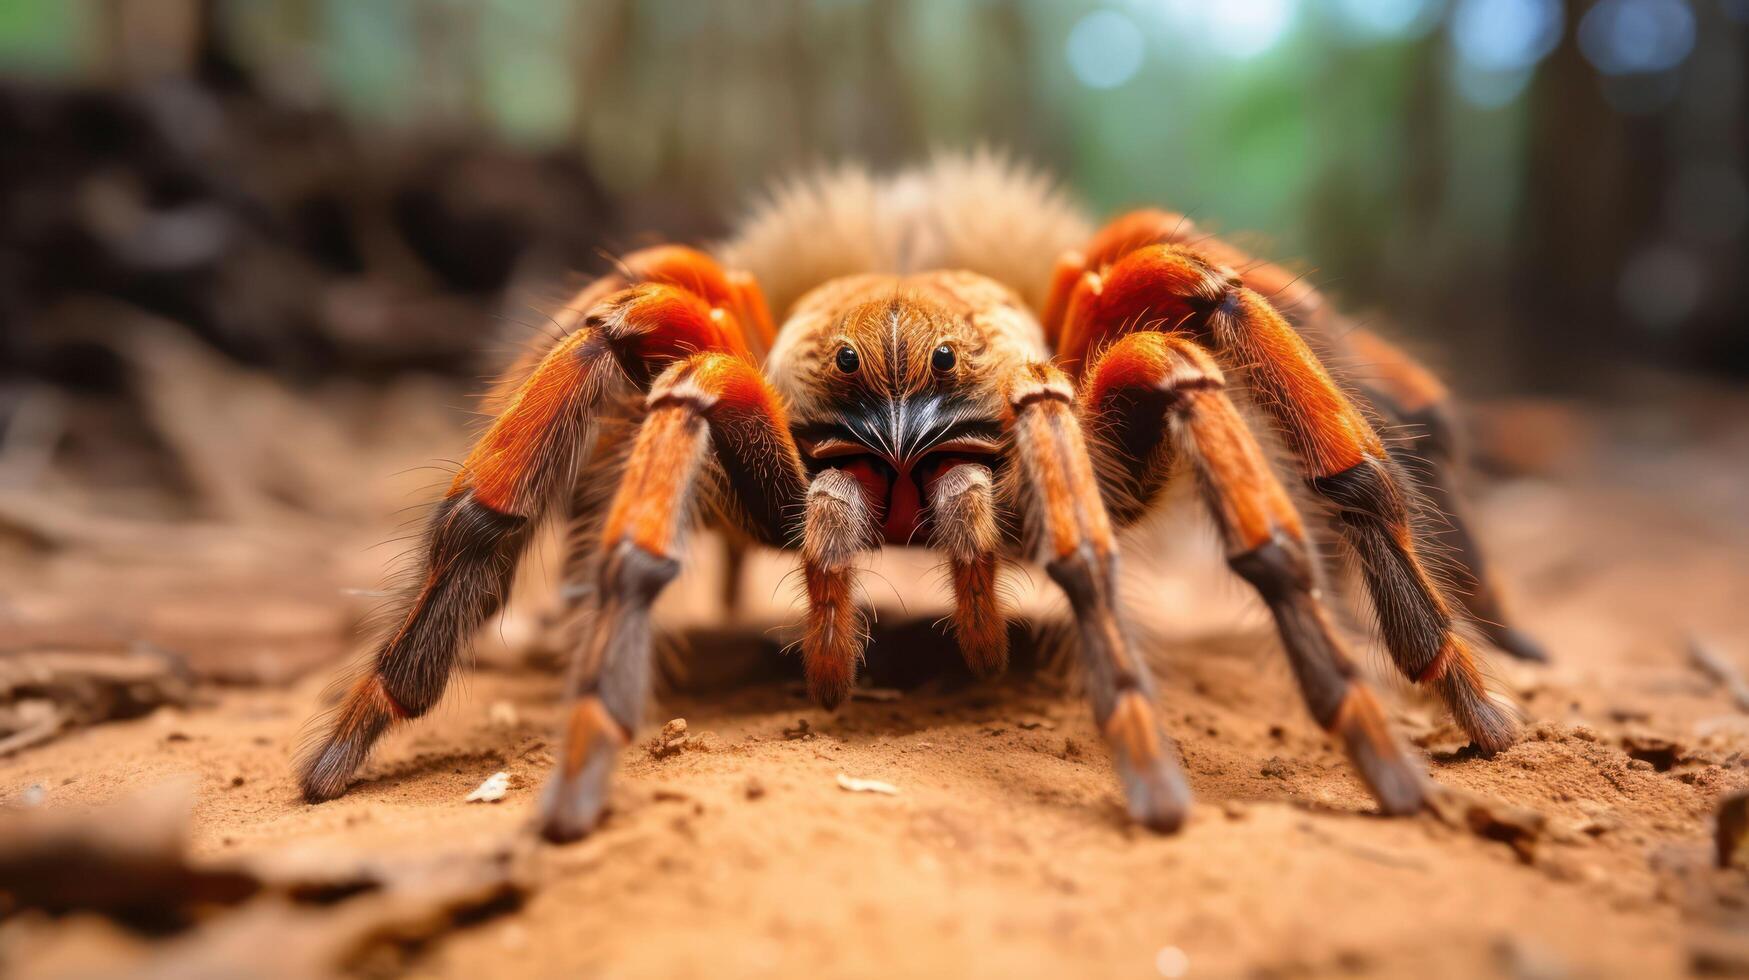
300,495 -> 532,802
1084,332 -> 1426,814
1365,391 -> 1548,663
1336,325 -> 1545,663
538,540 -> 680,842
1047,545 -> 1192,831
299,272 -> 758,804
299,324 -> 608,802
538,404 -> 705,842
1229,542 -> 1426,813
1005,362 -> 1191,832
1311,460 -> 1516,753
538,353 -> 808,842
1196,290 -> 1518,753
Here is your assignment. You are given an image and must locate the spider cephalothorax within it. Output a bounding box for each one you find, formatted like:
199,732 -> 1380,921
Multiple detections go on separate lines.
298,154 -> 1542,842
779,278 -> 1031,545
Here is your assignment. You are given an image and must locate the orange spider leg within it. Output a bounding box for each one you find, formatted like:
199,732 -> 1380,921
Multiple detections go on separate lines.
1084,333 -> 1427,813
1065,235 -> 1517,753
1005,362 -> 1191,831
727,270 -> 778,359
540,353 -> 807,840
301,327 -> 600,803
1341,329 -> 1545,663
300,270 -> 768,804
1346,327 -> 1447,415
1053,243 -> 1218,377
1058,211 -> 1543,664
1065,208 -> 1327,319
618,245 -> 777,360
1042,209 -> 1219,347
1080,209 -> 1192,268
1042,251 -> 1086,348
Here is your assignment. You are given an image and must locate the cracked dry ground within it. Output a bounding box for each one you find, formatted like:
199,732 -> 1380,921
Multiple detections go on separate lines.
3,387 -> 1748,978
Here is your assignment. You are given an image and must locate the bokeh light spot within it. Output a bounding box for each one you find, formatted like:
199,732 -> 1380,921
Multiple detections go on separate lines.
1448,0 -> 1563,73
1067,10 -> 1146,89
1578,0 -> 1695,76
1203,0 -> 1299,59
1330,0 -> 1444,42
1155,945 -> 1191,978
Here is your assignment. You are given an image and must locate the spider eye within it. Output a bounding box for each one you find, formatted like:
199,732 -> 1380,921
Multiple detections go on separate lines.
931,344 -> 956,373
835,345 -> 860,374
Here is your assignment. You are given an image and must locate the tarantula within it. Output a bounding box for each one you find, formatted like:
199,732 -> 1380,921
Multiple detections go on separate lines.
299,155 -> 1543,841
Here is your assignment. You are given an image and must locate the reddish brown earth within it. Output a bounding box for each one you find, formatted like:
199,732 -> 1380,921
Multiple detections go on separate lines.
3,370 -> 1747,978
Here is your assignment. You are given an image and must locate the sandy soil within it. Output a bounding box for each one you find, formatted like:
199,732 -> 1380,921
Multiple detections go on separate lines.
4,382 -> 1749,978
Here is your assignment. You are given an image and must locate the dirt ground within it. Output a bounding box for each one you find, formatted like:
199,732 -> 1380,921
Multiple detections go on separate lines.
3,372 -> 1749,979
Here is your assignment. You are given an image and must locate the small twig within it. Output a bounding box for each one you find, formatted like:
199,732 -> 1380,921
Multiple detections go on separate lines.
0,718 -> 64,758
1688,634 -> 1749,713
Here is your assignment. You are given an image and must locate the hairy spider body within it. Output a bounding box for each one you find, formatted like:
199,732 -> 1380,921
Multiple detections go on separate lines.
299,154 -> 1540,841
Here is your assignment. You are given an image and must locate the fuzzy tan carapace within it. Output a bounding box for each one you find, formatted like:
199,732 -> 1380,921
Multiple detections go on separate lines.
299,152 -> 1545,840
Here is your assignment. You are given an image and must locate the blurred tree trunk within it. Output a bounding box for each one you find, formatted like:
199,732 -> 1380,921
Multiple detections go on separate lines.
103,0 -> 201,83
1517,29 -> 1646,382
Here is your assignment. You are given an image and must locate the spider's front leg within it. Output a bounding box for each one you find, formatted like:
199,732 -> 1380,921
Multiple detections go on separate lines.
1003,362 -> 1192,832
540,354 -> 807,841
1084,333 -> 1427,813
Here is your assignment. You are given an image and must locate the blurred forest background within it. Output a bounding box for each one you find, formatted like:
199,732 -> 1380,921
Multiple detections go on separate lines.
3,0 -> 1745,400
0,0 -> 1746,535
7,8 -> 1749,976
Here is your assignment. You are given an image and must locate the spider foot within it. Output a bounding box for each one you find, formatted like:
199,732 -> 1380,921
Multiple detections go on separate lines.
1333,689 -> 1428,816
1485,624 -> 1551,664
297,673 -> 403,803
1435,663 -> 1520,756
1103,691 -> 1193,833
537,696 -> 627,844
